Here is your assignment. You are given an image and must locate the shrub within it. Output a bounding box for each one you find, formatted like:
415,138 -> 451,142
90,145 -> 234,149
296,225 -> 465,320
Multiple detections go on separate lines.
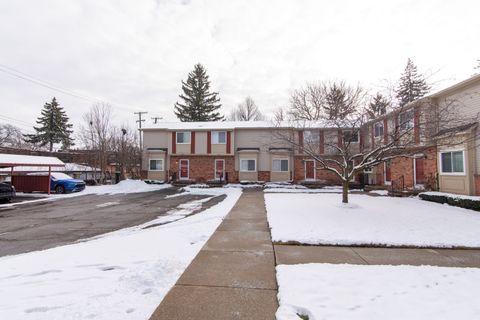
419,193 -> 480,211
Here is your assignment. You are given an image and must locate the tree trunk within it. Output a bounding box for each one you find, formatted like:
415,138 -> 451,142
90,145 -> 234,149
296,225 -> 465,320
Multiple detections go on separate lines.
342,180 -> 349,203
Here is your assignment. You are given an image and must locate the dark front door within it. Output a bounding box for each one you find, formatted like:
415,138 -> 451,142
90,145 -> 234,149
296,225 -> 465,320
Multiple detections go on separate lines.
305,160 -> 315,180
415,158 -> 425,185
179,159 -> 189,180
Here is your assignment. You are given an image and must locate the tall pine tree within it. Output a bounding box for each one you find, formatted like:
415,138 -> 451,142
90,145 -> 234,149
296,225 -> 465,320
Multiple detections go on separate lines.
174,63 -> 223,121
395,58 -> 430,107
367,92 -> 389,119
24,97 -> 74,151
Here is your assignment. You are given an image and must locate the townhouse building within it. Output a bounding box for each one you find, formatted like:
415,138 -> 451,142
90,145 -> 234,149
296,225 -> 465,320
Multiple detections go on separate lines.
141,121 -> 352,185
141,74 -> 480,195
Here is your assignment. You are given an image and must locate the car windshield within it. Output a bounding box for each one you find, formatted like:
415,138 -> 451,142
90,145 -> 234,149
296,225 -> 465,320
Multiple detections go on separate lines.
51,173 -> 74,180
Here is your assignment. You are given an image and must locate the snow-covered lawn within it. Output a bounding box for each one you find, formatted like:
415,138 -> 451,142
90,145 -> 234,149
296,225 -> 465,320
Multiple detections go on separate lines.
0,188 -> 241,320
276,263 -> 480,320
265,193 -> 480,247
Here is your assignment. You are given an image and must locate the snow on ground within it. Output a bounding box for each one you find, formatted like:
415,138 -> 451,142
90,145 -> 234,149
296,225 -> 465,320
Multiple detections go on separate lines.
276,263 -> 480,320
369,189 -> 389,196
0,187 -> 242,320
0,180 -> 172,208
265,193 -> 480,247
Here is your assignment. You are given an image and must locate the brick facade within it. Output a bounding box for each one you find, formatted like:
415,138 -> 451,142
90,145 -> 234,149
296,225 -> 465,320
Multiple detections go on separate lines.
169,156 -> 237,183
374,146 -> 437,189
293,156 -> 342,184
258,171 -> 271,182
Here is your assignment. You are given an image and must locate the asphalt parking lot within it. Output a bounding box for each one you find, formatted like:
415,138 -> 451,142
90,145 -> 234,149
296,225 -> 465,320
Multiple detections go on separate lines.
0,188 -> 223,257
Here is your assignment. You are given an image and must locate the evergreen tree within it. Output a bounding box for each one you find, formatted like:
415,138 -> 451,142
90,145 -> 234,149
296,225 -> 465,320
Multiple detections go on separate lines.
24,97 -> 74,151
174,63 -> 223,121
395,58 -> 430,107
367,93 -> 389,119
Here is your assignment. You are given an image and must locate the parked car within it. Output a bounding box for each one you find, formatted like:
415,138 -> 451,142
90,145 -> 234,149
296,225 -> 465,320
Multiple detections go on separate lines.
0,181 -> 16,202
50,172 -> 86,194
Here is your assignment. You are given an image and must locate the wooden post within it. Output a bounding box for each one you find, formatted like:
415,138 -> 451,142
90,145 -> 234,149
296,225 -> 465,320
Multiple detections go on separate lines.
47,166 -> 51,195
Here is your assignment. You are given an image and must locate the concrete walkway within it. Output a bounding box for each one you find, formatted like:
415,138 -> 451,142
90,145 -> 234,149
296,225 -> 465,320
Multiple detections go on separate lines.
149,190 -> 278,320
275,244 -> 480,267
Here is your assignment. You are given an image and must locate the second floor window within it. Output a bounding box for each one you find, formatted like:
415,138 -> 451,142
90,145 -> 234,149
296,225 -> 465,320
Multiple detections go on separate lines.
399,110 -> 414,130
374,122 -> 384,137
212,131 -> 226,144
303,130 -> 319,144
343,130 -> 359,143
176,131 -> 191,144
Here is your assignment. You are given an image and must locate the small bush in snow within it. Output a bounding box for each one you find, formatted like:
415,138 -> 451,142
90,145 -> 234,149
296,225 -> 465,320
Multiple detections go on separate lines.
419,193 -> 480,211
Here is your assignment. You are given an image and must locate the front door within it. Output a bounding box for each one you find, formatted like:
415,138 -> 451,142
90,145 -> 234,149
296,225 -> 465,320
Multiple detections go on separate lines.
179,159 -> 189,180
414,158 -> 425,186
215,159 -> 225,180
305,160 -> 315,180
384,160 -> 391,185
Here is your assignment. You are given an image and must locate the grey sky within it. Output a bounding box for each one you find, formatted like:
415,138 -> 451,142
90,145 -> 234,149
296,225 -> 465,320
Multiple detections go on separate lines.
0,0 -> 479,135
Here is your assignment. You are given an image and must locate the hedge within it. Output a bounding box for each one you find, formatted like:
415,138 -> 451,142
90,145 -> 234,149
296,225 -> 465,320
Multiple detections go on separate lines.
419,193 -> 480,211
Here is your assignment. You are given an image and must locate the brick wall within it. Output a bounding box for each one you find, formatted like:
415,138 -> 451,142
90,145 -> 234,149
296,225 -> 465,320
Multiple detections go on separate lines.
169,156 -> 237,183
258,171 -> 271,182
293,157 -> 341,184
475,175 -> 480,196
385,146 -> 437,189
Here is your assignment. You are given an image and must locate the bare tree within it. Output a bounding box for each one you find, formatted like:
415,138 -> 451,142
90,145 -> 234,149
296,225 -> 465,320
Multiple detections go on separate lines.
272,107 -> 288,124
287,83 -> 325,120
0,123 -> 32,149
109,125 -> 140,180
229,97 -> 265,121
78,103 -> 113,183
278,81 -> 476,203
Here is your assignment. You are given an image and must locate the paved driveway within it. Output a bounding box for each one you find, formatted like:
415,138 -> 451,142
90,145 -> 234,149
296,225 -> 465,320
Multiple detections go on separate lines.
0,188 -> 222,257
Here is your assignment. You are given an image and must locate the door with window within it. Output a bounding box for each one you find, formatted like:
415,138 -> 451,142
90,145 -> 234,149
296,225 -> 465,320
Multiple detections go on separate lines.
305,160 -> 315,180
179,159 -> 189,180
215,159 -> 225,180
384,160 -> 391,185
414,158 -> 425,186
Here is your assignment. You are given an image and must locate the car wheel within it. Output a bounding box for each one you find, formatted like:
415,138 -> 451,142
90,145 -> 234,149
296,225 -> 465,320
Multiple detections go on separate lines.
55,185 -> 65,194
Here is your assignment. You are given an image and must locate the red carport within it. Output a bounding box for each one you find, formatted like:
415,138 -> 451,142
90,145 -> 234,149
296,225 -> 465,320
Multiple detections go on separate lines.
0,153 -> 65,195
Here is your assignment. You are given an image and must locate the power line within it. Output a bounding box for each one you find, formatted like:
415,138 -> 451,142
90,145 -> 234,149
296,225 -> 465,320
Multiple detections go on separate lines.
0,62 -> 141,114
151,116 -> 163,124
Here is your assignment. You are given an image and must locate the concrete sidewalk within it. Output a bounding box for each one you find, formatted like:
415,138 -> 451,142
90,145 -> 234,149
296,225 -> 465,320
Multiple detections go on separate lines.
275,244 -> 480,267
149,189 -> 278,320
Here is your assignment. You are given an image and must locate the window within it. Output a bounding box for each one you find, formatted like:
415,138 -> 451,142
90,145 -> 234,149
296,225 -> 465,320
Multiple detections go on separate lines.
343,130 -> 359,143
399,110 -> 414,130
149,159 -> 164,171
303,130 -> 319,144
176,131 -> 191,144
374,122 -> 384,137
212,131 -> 226,144
440,150 -> 464,174
240,159 -> 256,172
272,159 -> 289,172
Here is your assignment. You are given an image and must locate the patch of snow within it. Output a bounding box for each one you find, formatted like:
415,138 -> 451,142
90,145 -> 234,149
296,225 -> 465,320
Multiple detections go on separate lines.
0,188 -> 242,320
265,193 -> 480,247
0,153 -> 64,166
276,263 -> 480,320
224,183 -> 264,188
369,189 -> 389,196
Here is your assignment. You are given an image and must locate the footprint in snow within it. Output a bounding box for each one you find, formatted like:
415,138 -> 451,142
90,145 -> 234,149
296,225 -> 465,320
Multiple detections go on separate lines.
25,306 -> 63,313
126,308 -> 135,314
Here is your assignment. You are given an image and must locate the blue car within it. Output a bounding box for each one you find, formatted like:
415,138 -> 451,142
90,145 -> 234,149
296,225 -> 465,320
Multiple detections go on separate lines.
50,172 -> 86,194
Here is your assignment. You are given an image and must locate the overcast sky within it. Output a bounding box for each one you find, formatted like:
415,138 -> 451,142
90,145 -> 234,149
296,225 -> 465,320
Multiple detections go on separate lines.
0,0 -> 479,135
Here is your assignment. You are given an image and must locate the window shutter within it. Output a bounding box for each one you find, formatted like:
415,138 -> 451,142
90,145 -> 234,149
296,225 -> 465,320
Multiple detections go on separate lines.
191,131 -> 195,154
172,131 -> 176,154
207,131 -> 211,154
226,131 -> 231,154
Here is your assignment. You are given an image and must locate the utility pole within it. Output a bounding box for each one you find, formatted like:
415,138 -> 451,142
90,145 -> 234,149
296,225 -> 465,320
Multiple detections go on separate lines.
134,111 -> 148,149
135,111 -> 147,179
151,116 -> 163,124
